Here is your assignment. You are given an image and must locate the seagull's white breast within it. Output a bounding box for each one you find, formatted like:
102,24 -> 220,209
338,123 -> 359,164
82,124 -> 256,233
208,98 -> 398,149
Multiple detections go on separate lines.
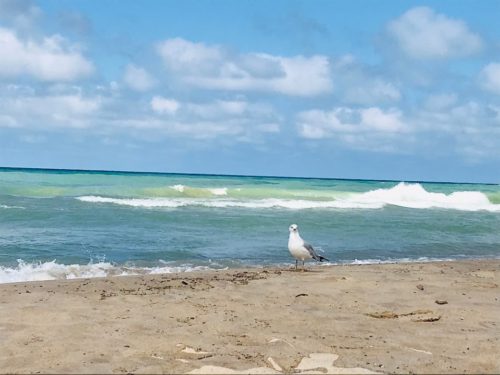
288,233 -> 312,261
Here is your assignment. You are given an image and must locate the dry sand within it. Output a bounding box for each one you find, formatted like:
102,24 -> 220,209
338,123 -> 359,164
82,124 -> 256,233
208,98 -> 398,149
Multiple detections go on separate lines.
0,260 -> 499,374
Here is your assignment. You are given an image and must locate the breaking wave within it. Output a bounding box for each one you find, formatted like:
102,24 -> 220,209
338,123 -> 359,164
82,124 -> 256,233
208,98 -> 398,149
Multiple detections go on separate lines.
0,259 -> 215,284
4,255 -> 497,284
76,183 -> 500,212
343,182 -> 500,211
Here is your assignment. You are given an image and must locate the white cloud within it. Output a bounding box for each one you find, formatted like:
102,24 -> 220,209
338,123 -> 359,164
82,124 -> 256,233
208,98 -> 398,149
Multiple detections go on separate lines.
184,100 -> 248,118
295,100 -> 500,158
414,100 -> 499,133
479,63 -> 500,95
150,96 -> 180,115
296,106 -> 408,152
156,38 -> 332,96
417,101 -> 500,159
0,80 -> 280,141
387,7 -> 482,59
0,88 -> 101,128
147,96 -> 280,139
0,27 -> 93,81
298,106 -> 406,140
157,38 -> 224,74
361,107 -> 405,132
123,64 -> 155,91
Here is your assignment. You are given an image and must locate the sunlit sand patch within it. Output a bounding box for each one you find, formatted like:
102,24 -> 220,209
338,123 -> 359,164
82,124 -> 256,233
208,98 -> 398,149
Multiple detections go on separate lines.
188,365 -> 280,374
295,353 -> 379,374
181,346 -> 211,355
405,347 -> 432,355
187,352 -> 379,374
470,271 -> 495,278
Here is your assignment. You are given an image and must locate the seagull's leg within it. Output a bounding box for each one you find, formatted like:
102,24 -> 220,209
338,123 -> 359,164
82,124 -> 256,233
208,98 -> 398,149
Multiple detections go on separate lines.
295,260 -> 298,270
302,260 -> 305,271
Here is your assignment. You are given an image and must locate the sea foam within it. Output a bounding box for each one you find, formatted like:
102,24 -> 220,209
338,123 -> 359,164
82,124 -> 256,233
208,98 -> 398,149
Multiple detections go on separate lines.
76,183 -> 500,212
0,259 -> 213,284
170,184 -> 185,192
345,182 -> 500,212
209,187 -> 228,196
0,204 -> 25,209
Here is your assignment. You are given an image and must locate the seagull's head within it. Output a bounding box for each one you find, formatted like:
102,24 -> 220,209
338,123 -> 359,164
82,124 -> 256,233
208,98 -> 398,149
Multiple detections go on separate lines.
289,224 -> 298,233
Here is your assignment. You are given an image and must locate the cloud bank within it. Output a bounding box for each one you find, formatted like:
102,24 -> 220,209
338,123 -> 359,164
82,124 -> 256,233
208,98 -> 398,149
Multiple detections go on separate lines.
157,38 -> 332,96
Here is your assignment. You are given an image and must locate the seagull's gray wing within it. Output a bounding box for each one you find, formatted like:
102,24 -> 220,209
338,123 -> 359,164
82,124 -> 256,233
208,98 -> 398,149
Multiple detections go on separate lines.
304,241 -> 321,262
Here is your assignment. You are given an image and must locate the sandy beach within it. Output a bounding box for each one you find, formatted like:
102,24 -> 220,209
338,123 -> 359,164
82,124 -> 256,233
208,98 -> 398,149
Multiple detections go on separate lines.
0,260 -> 498,374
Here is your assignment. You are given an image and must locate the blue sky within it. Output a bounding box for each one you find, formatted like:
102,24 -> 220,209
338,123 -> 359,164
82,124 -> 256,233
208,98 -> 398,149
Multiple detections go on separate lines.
1,0 -> 500,182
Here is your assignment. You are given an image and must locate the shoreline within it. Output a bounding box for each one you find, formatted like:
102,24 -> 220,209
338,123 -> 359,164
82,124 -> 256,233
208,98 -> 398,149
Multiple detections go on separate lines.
1,260 -> 498,373
2,257 -> 500,285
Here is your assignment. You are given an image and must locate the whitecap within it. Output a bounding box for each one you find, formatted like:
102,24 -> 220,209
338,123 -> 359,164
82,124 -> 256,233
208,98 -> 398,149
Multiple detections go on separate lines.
0,204 -> 25,209
0,259 -> 213,284
76,195 -> 185,207
75,183 -> 500,212
342,182 -> 500,212
209,188 -> 228,196
170,184 -> 185,193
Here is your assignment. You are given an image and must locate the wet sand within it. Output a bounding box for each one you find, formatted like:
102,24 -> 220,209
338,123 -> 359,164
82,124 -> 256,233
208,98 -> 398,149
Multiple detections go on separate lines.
0,260 -> 499,374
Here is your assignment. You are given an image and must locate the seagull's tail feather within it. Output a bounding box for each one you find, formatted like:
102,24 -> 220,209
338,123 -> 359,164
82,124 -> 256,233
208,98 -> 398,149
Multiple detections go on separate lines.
311,253 -> 329,262
318,255 -> 329,262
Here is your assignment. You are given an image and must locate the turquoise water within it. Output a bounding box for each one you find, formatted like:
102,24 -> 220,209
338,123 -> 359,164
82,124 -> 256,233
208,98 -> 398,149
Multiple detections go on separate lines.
1,167 -> 499,283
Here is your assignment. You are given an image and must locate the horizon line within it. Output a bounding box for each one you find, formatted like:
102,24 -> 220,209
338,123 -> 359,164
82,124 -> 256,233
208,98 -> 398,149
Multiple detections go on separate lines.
0,166 -> 497,186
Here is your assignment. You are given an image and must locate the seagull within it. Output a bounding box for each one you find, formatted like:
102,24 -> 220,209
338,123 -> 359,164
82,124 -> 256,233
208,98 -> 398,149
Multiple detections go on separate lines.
288,224 -> 329,270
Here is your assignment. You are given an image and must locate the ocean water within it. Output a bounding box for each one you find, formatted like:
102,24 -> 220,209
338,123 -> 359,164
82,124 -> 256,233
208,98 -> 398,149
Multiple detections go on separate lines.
1,167 -> 499,283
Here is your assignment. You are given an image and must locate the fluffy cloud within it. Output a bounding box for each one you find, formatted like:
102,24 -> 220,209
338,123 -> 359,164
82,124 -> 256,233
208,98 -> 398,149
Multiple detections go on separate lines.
414,99 -> 500,133
150,96 -> 180,114
298,106 -> 406,140
123,64 -> 156,91
387,7 -> 482,60
148,96 -> 280,139
0,82 -> 280,141
413,98 -> 500,159
0,27 -> 94,81
157,38 -> 224,74
479,63 -> 500,95
296,106 -> 413,153
156,38 -> 332,96
295,98 -> 500,159
0,92 -> 101,128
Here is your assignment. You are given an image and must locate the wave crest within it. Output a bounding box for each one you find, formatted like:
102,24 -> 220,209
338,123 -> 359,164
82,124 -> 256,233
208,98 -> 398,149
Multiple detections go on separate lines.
347,182 -> 500,211
0,260 -> 212,284
75,183 -> 500,212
